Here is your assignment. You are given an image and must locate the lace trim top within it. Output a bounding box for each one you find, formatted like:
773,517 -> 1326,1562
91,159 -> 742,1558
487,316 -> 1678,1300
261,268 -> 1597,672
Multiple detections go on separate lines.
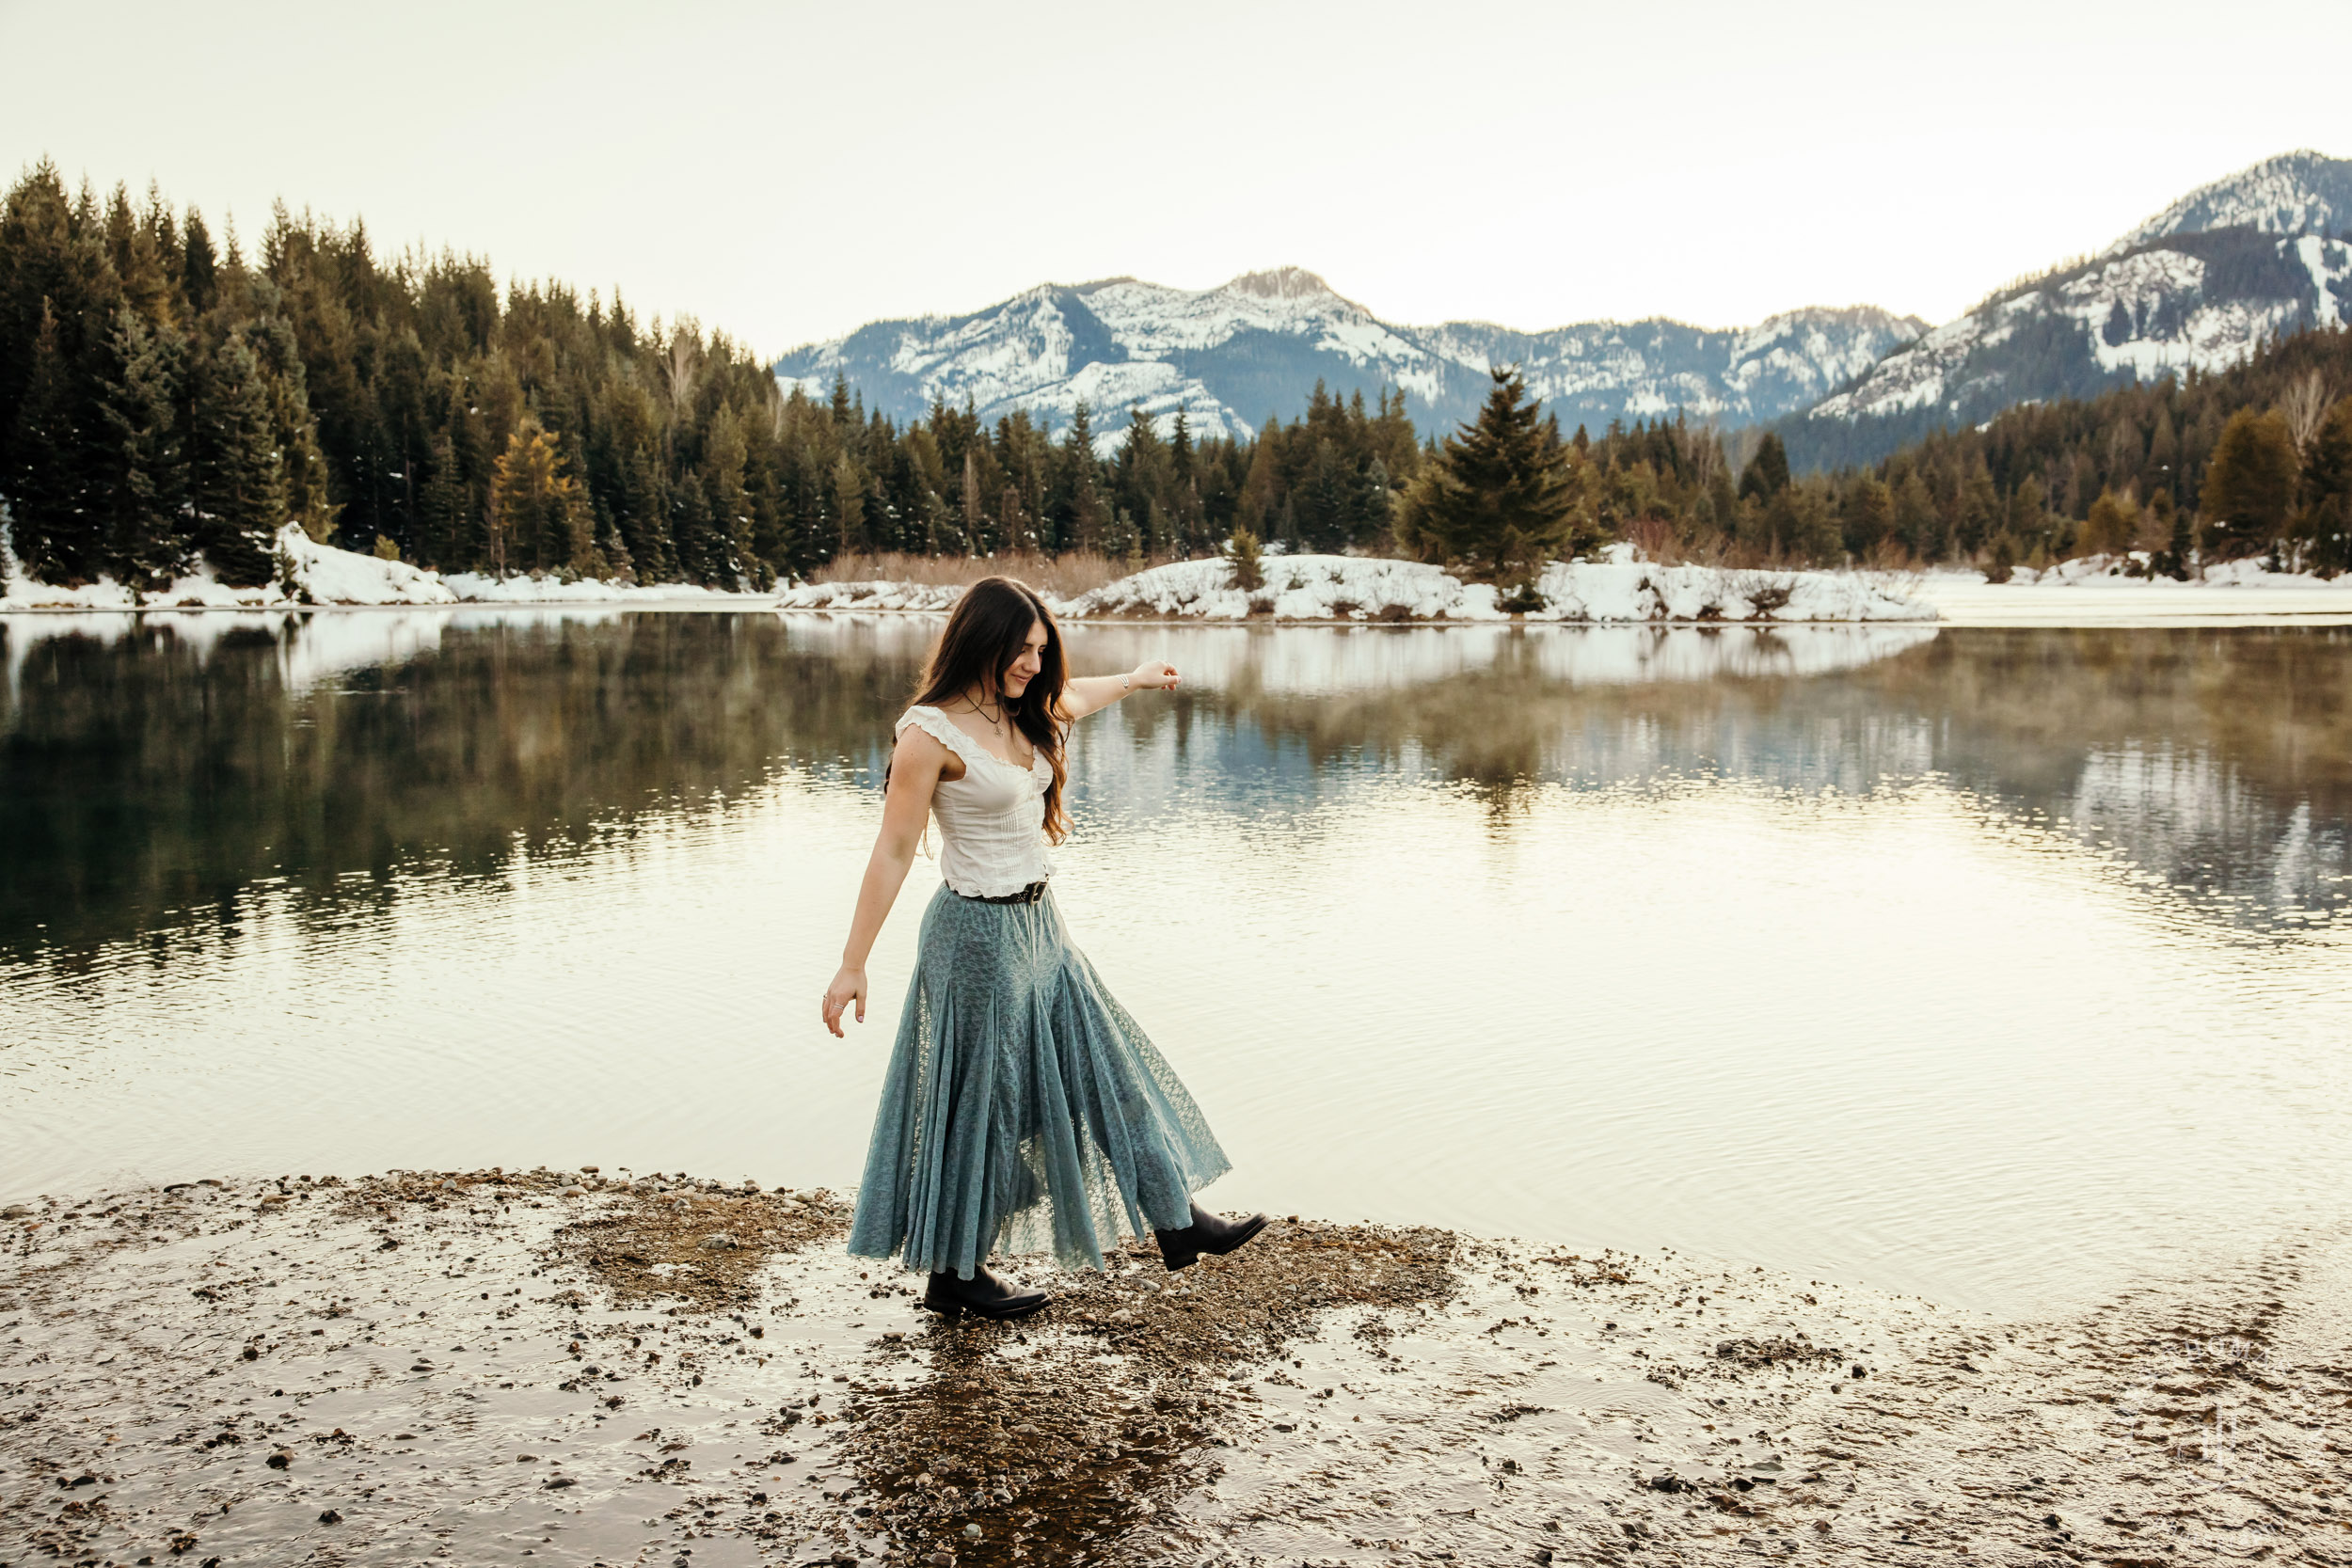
897,705 -> 1055,897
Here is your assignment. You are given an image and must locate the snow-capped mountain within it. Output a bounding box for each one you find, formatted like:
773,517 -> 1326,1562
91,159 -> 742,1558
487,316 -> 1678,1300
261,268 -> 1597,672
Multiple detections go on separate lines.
2108,150 -> 2352,253
772,267 -> 1924,450
1792,151 -> 2352,465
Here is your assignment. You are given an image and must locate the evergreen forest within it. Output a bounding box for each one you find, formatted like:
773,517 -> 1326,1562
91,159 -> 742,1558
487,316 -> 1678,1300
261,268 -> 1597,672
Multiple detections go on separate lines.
5,161 -> 2351,592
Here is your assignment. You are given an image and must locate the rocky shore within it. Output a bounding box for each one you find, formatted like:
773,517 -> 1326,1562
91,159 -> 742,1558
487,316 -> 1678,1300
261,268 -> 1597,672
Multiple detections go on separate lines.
3,1171 -> 2344,1567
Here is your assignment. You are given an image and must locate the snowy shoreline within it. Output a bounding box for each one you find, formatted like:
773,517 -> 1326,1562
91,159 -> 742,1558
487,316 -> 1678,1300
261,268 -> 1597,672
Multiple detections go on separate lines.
14,524 -> 2352,625
782,549 -> 1938,624
0,524 -> 773,614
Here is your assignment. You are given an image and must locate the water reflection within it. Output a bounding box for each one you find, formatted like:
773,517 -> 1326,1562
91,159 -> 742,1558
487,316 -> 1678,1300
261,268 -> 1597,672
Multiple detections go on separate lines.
10,613 -> 2338,957
4,610 -> 2347,1314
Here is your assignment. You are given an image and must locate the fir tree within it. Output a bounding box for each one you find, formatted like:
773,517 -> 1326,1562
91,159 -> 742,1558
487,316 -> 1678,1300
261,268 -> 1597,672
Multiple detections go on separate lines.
180,207 -> 217,316
2080,488 -> 2139,557
1062,404 -> 1105,551
489,422 -> 594,577
5,300 -> 100,582
1738,433 -> 1789,502
415,432 -> 466,570
1397,367 -> 1588,578
703,404 -> 754,586
1227,525 -> 1263,591
95,307 -> 189,583
2200,409 -> 2298,557
188,334 -> 287,586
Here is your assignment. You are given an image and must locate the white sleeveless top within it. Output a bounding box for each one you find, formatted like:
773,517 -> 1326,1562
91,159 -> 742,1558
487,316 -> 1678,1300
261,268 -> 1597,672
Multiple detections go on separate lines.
897,705 -> 1057,897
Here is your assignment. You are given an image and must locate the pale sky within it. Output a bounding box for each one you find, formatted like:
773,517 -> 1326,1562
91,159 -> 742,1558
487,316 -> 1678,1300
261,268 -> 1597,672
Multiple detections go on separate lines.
5,0 -> 2347,356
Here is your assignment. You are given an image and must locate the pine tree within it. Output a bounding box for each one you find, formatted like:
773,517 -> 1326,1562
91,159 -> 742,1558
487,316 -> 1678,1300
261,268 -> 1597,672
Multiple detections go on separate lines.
2200,409 -> 2299,557
616,437 -> 675,580
2080,488 -> 2140,557
238,315 -> 337,541
415,432 -> 466,570
1738,433 -> 1790,503
95,307 -> 189,584
827,453 -> 865,562
488,423 -> 593,577
1062,404 -> 1105,552
1396,367 -> 1588,578
181,208 -> 218,316
189,334 -> 287,586
703,404 -> 753,585
1839,475 -> 1893,560
5,300 -> 101,582
1227,525 -> 1263,590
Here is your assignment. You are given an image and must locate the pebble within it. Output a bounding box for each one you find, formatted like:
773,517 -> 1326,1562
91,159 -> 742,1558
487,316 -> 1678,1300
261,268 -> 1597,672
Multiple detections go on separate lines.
1,1205 -> 30,1220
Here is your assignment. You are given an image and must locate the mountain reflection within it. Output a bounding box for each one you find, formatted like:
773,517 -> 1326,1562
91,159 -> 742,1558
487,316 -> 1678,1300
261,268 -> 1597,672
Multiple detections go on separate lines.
3,613 -> 2345,958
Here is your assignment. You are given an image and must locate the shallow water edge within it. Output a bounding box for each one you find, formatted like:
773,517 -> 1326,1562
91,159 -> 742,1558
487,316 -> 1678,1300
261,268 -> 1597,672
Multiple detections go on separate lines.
4,1171 -> 2344,1567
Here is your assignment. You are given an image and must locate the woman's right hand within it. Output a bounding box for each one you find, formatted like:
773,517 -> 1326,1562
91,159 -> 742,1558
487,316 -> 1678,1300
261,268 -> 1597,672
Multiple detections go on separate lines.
822,965 -> 868,1037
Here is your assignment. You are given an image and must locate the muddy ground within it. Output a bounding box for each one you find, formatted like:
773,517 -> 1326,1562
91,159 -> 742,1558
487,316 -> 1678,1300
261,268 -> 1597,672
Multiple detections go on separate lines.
3,1170 -> 2347,1567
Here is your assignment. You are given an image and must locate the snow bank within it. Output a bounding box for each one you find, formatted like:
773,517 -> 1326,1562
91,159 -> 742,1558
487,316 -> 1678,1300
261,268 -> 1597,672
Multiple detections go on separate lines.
277,526 -> 458,605
771,578 -> 972,613
1,525 -> 771,611
437,571 -> 745,605
1919,555 -> 2352,625
1059,551 -> 1934,623
1993,552 -> 2352,591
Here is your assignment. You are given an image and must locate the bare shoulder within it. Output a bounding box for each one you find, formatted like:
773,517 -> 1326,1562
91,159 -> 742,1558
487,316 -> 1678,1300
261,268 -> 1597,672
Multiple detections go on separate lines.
892,721 -> 963,783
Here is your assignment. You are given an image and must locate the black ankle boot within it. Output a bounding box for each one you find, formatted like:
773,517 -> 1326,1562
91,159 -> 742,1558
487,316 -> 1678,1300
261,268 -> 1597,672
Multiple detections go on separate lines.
921,1263 -> 1050,1321
1155,1201 -> 1269,1272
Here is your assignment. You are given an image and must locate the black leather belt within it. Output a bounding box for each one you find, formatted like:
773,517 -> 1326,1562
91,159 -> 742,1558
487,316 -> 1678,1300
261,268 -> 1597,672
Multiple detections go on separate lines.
963,880 -> 1050,905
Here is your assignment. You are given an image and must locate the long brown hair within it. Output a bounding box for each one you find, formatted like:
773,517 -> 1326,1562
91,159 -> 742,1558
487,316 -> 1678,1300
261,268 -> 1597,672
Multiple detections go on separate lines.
911,577 -> 1072,843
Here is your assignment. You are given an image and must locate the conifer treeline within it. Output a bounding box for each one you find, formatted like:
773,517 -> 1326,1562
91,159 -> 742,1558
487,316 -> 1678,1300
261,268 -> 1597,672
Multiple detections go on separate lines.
0,165 -> 1427,590
1485,325 -> 2352,577
7,161 -> 2352,590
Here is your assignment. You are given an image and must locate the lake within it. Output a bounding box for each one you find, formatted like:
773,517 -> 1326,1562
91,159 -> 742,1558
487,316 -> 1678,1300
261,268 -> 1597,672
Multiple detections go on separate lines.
4,610 -> 2347,1317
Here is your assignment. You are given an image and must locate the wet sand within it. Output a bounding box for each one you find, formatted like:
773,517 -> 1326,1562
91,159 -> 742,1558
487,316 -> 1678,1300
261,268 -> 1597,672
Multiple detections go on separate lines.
4,1171 -> 2346,1567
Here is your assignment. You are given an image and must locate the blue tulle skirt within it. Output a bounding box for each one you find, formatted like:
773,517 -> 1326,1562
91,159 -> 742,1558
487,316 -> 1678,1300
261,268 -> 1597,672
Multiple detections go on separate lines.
848,884 -> 1231,1277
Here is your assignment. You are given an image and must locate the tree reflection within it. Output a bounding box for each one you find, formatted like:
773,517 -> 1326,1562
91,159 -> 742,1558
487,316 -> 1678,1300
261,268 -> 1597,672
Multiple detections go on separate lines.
4,615 -> 2345,961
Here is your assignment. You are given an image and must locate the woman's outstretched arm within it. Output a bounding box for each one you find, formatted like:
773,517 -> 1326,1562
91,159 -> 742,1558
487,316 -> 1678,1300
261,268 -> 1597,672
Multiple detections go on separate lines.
1062,659 -> 1180,720
822,728 -> 951,1037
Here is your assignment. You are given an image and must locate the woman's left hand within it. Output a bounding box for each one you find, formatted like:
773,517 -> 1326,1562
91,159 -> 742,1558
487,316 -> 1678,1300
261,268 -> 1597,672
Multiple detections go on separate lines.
1131,660 -> 1180,691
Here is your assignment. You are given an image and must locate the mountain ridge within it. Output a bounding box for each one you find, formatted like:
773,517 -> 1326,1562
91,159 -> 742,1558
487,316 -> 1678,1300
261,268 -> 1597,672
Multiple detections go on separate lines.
1785,150 -> 2352,467
773,269 -> 1923,451
776,150 -> 2351,467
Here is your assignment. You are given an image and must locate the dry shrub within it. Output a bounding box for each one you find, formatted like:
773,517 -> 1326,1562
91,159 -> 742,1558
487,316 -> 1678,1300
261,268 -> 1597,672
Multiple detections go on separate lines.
814,551 -> 1194,599
1620,516 -> 1687,564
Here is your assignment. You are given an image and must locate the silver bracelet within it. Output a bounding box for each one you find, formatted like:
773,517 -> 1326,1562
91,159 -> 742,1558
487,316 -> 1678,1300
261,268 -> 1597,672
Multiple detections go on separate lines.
1121,673 -> 1132,690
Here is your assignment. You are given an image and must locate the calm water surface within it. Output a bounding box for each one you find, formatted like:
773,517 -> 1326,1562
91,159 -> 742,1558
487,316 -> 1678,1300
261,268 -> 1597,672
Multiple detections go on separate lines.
5,610 -> 2348,1315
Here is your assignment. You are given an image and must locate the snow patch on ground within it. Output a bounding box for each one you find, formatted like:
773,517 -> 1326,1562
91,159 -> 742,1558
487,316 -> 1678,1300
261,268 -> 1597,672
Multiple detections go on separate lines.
773,578 -> 972,613
1074,551 -> 1931,623
1918,556 -> 2352,625
436,571 -> 741,605
781,552 -> 1935,624
2,525 -> 766,610
1980,553 -> 2352,590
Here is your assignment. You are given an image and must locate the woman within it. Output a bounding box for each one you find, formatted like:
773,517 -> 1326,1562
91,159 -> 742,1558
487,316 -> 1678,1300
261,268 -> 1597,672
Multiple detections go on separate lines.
822,577 -> 1264,1320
